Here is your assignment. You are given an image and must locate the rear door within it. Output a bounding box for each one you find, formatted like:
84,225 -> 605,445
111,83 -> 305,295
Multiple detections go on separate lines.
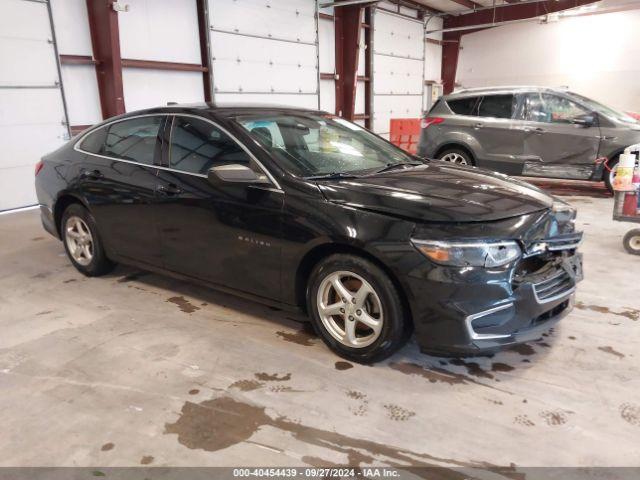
519,93 -> 600,178
76,115 -> 165,265
473,94 -> 526,175
155,114 -> 284,300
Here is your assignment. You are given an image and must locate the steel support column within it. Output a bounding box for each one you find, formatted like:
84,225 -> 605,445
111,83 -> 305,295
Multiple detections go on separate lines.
86,0 -> 125,118
196,0 -> 213,102
334,4 -> 363,120
441,32 -> 461,94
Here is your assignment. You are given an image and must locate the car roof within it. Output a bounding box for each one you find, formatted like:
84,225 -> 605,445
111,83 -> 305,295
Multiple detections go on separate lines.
116,102 -> 328,119
445,86 -> 569,99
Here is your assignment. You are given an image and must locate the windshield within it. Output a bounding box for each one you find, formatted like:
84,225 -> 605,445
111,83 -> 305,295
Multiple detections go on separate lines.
233,113 -> 419,177
566,92 -> 638,124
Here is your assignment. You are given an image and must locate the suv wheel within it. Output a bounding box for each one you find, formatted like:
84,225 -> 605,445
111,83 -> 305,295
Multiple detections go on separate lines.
439,148 -> 473,166
61,204 -> 115,276
604,155 -> 619,194
306,254 -> 409,363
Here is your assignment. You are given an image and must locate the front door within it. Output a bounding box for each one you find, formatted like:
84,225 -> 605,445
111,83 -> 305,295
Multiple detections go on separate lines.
519,93 -> 600,179
77,115 -> 166,266
155,115 -> 284,300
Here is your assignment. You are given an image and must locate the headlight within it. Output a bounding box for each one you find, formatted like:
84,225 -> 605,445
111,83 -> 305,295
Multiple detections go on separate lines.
411,239 -> 521,268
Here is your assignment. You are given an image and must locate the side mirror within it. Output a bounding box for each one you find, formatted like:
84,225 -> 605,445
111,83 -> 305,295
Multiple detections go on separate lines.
570,113 -> 596,127
208,164 -> 270,185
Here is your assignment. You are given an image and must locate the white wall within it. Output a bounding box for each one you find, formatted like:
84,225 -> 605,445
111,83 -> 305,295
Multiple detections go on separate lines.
457,8 -> 640,112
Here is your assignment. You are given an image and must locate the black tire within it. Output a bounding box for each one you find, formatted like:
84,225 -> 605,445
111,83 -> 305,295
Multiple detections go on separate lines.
623,229 -> 640,256
306,254 -> 410,363
603,155 -> 619,194
438,147 -> 474,166
61,203 -> 115,276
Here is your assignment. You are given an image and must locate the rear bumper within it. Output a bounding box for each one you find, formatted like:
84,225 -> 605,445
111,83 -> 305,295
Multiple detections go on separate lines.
404,249 -> 582,356
39,204 -> 59,239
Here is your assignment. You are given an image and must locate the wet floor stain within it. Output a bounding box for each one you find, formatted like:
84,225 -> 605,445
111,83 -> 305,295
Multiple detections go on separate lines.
491,363 -> 515,373
36,310 -> 53,316
100,442 -> 114,451
31,236 -> 44,241
450,359 -> 494,379
275,324 -> 317,346
508,344 -> 536,356
384,404 -> 415,422
514,415 -> 535,427
540,410 -> 568,426
575,302 -> 639,321
255,372 -> 291,382
164,395 -> 503,472
568,336 -> 576,340
598,346 -> 625,359
620,403 -> 640,426
229,379 -> 263,391
166,296 -> 200,314
388,362 -> 512,395
62,279 -> 77,284
335,361 -> 354,371
189,389 -> 200,395
536,341 -> 551,348
140,455 -> 154,465
117,271 -> 149,283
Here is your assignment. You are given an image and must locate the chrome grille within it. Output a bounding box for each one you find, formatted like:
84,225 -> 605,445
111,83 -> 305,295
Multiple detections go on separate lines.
533,269 -> 575,303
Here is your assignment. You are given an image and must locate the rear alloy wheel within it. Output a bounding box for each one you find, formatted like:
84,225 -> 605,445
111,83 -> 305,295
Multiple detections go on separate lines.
307,254 -> 409,363
61,204 -> 114,276
439,148 -> 472,166
623,229 -> 640,255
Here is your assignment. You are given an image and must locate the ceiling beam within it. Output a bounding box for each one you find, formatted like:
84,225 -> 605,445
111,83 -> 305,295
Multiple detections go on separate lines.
444,0 -> 600,27
448,0 -> 484,10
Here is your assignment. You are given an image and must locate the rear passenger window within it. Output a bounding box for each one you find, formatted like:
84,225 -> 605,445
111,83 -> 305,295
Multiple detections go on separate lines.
447,97 -> 479,116
79,117 -> 163,165
478,95 -> 515,119
169,116 -> 252,175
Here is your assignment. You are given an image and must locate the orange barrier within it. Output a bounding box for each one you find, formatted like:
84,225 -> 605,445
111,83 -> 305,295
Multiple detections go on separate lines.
390,118 -> 421,154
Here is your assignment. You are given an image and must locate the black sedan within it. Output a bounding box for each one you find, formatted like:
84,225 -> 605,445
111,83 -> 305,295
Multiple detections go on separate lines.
35,104 -> 583,362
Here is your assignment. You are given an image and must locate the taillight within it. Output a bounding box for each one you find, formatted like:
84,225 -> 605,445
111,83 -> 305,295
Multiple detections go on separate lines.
420,117 -> 444,129
35,160 -> 44,176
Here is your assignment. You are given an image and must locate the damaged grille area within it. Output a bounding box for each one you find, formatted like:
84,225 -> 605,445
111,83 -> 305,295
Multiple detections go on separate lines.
533,269 -> 574,302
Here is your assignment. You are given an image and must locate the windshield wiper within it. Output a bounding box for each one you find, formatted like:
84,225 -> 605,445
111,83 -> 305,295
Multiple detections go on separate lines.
373,161 -> 423,174
305,172 -> 360,180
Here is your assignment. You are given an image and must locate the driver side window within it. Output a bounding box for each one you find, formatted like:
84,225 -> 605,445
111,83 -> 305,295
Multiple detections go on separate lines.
169,116 -> 254,175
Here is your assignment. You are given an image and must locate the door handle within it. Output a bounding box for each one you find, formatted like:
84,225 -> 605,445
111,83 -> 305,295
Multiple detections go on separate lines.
80,169 -> 104,180
156,184 -> 183,195
522,127 -> 545,134
473,122 -> 484,129
534,127 -> 545,134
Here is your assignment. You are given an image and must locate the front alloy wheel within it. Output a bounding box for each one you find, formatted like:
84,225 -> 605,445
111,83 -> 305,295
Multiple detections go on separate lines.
307,254 -> 409,363
317,271 -> 383,348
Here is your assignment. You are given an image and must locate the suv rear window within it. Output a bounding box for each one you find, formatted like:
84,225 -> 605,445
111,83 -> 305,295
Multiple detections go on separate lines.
477,94 -> 515,119
447,97 -> 479,116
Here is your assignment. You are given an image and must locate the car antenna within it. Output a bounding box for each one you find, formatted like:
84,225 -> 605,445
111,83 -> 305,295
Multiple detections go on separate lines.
167,101 -> 178,106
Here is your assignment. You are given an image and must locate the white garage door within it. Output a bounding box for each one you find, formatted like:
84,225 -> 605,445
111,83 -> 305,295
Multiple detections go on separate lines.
208,0 -> 319,109
0,0 -> 69,211
372,10 -> 424,139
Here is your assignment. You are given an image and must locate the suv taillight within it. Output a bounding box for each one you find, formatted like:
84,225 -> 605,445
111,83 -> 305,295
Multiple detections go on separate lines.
420,117 -> 445,129
35,160 -> 44,176
420,117 -> 444,128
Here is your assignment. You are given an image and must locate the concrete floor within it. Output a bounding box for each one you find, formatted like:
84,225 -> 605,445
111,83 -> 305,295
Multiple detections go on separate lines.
0,193 -> 639,469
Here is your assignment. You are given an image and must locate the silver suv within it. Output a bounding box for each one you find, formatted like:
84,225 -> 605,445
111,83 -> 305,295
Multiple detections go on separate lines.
417,86 -> 640,191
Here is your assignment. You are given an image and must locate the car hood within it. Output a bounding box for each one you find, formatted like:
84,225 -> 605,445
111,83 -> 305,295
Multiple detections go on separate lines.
316,163 -> 554,223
